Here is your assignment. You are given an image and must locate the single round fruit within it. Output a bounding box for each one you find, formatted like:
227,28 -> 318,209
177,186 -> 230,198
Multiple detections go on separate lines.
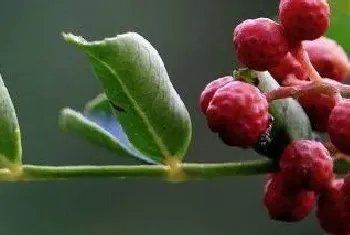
317,179 -> 350,235
279,0 -> 330,43
343,173 -> 350,213
264,174 -> 316,222
303,37 -> 350,82
269,52 -> 308,82
329,100 -> 350,154
279,140 -> 333,192
205,81 -> 269,147
199,76 -> 234,114
233,18 -> 289,71
298,91 -> 336,132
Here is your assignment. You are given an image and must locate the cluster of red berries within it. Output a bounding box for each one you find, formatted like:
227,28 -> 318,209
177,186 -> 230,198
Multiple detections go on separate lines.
199,0 -> 350,233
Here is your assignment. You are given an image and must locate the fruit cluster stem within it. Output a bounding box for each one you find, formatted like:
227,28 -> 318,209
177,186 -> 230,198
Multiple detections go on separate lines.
266,75 -> 346,103
292,44 -> 323,82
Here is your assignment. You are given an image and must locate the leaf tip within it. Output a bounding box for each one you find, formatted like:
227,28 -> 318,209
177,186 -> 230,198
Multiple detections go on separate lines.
62,32 -> 88,48
84,93 -> 108,115
0,74 -> 5,88
58,108 -> 76,130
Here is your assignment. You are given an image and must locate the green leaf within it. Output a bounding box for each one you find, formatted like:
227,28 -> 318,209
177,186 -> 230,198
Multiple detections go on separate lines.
59,108 -> 157,164
83,93 -> 134,147
84,93 -> 110,115
63,32 -> 192,164
232,68 -> 257,85
327,0 -> 350,52
0,75 -> 22,168
83,93 -> 157,164
254,71 -> 312,159
257,71 -> 312,140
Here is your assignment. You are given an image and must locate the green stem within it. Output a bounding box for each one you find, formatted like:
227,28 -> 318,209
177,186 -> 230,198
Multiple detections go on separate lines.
0,158 -> 348,182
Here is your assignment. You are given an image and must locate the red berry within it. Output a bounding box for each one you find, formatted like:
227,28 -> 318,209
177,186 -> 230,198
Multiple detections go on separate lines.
233,18 -> 289,71
279,140 -> 333,192
199,76 -> 234,114
343,173 -> 350,213
303,37 -> 350,82
317,179 -> 350,235
264,173 -> 315,222
205,81 -> 269,147
279,0 -> 331,43
298,91 -> 336,132
329,100 -> 350,154
269,52 -> 308,82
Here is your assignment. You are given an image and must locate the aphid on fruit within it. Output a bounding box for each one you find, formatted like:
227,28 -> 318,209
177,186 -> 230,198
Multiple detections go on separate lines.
201,80 -> 269,148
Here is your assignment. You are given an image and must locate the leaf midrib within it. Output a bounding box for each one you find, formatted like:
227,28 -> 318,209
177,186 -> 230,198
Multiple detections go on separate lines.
86,51 -> 172,159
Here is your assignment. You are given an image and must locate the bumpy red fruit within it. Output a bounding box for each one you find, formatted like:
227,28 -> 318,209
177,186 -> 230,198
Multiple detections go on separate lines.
298,91 -> 336,132
279,0 -> 330,43
199,76 -> 234,114
279,140 -> 333,191
233,18 -> 289,71
343,174 -> 350,213
205,81 -> 269,147
303,37 -> 350,82
269,52 -> 308,82
264,174 -> 315,222
329,100 -> 350,154
317,179 -> 350,235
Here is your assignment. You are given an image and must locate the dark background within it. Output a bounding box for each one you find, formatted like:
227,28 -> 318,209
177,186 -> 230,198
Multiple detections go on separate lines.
0,0 -> 345,234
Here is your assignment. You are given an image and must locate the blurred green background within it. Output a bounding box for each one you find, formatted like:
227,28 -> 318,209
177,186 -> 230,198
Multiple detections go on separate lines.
0,0 -> 347,234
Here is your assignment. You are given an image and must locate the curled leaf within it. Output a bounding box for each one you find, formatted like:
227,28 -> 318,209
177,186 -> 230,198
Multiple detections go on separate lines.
59,108 -> 157,164
63,32 -> 192,164
0,75 -> 22,168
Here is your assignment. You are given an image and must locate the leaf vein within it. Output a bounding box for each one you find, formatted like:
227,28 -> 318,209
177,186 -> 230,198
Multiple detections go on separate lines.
86,51 -> 172,159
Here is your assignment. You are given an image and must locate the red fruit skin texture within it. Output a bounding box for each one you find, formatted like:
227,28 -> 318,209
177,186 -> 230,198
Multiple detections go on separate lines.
233,18 -> 289,71
343,173 -> 350,213
317,179 -> 350,235
279,0 -> 330,43
303,37 -> 350,82
264,174 -> 316,222
298,91 -> 336,132
329,100 -> 350,154
269,52 -> 308,82
199,76 -> 234,114
279,140 -> 334,192
205,81 -> 269,148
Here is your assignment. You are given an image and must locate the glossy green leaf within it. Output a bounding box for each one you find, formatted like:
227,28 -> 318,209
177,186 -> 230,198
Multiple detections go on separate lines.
0,75 -> 22,167
84,93 -> 109,115
83,93 -> 157,164
63,32 -> 192,164
83,93 -> 134,148
59,108 -> 157,164
327,0 -> 350,52
257,71 -> 312,140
